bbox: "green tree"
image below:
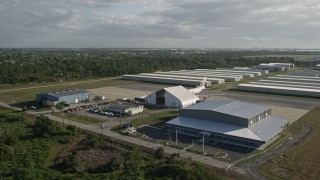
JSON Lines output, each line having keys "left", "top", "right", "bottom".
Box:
{"left": 67, "top": 125, "right": 79, "bottom": 136}
{"left": 56, "top": 102, "right": 64, "bottom": 111}
{"left": 154, "top": 148, "right": 165, "bottom": 159}
{"left": 32, "top": 115, "right": 60, "bottom": 137}
{"left": 0, "top": 131, "right": 19, "bottom": 146}
{"left": 0, "top": 145, "right": 14, "bottom": 161}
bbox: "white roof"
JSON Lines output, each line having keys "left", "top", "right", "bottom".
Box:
{"left": 276, "top": 75, "right": 320, "bottom": 79}
{"left": 248, "top": 82, "right": 320, "bottom": 89}
{"left": 238, "top": 83, "right": 320, "bottom": 92}
{"left": 164, "top": 86, "right": 199, "bottom": 106}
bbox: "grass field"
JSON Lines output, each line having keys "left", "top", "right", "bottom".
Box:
{"left": 0, "top": 78, "right": 132, "bottom": 103}
{"left": 257, "top": 107, "right": 320, "bottom": 179}
{"left": 132, "top": 110, "right": 179, "bottom": 127}
{"left": 53, "top": 112, "right": 103, "bottom": 124}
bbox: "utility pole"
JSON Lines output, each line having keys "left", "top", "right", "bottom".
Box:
{"left": 62, "top": 113, "right": 64, "bottom": 127}
{"left": 101, "top": 121, "right": 104, "bottom": 134}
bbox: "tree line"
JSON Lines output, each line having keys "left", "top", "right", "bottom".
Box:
{"left": 0, "top": 49, "right": 316, "bottom": 85}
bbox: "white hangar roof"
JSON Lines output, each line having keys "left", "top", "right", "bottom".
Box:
{"left": 164, "top": 86, "right": 199, "bottom": 105}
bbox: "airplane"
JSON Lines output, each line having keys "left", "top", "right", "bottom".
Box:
{"left": 189, "top": 77, "right": 207, "bottom": 94}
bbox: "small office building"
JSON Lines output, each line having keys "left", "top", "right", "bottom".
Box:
{"left": 108, "top": 103, "right": 144, "bottom": 115}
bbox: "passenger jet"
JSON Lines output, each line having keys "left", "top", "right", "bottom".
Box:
{"left": 189, "top": 77, "right": 207, "bottom": 94}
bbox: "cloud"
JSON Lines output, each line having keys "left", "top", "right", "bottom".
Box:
{"left": 0, "top": 0, "right": 320, "bottom": 48}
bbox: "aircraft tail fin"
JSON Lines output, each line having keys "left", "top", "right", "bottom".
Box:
{"left": 199, "top": 77, "right": 207, "bottom": 87}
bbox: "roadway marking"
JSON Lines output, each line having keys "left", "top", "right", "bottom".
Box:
{"left": 145, "top": 125, "right": 161, "bottom": 130}
{"left": 183, "top": 143, "right": 196, "bottom": 151}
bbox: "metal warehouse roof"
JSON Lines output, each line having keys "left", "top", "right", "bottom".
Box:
{"left": 238, "top": 83, "right": 320, "bottom": 92}
{"left": 249, "top": 116, "right": 288, "bottom": 141}
{"left": 154, "top": 72, "right": 241, "bottom": 82}
{"left": 45, "top": 89, "right": 90, "bottom": 97}
{"left": 268, "top": 77, "right": 320, "bottom": 83}
{"left": 166, "top": 115, "right": 288, "bottom": 142}
{"left": 248, "top": 82, "right": 320, "bottom": 89}
{"left": 166, "top": 116, "right": 263, "bottom": 141}
{"left": 169, "top": 70, "right": 244, "bottom": 78}
{"left": 139, "top": 73, "right": 224, "bottom": 84}
{"left": 277, "top": 75, "right": 320, "bottom": 79}
{"left": 259, "top": 80, "right": 320, "bottom": 86}
{"left": 183, "top": 100, "right": 270, "bottom": 119}
{"left": 122, "top": 74, "right": 211, "bottom": 86}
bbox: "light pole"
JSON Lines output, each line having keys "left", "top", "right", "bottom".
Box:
{"left": 202, "top": 133, "right": 205, "bottom": 154}
{"left": 62, "top": 113, "right": 65, "bottom": 127}
{"left": 101, "top": 121, "right": 104, "bottom": 134}
{"left": 176, "top": 129, "right": 179, "bottom": 146}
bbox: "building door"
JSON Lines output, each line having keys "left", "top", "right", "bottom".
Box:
{"left": 75, "top": 98, "right": 79, "bottom": 103}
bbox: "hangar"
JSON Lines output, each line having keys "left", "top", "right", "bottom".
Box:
{"left": 145, "top": 86, "right": 199, "bottom": 108}
{"left": 122, "top": 74, "right": 212, "bottom": 86}
{"left": 259, "top": 63, "right": 294, "bottom": 72}
{"left": 237, "top": 75, "right": 320, "bottom": 98}
{"left": 165, "top": 100, "right": 289, "bottom": 148}
{"left": 36, "top": 89, "right": 92, "bottom": 106}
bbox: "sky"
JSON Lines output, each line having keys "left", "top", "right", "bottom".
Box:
{"left": 1, "top": 0, "right": 320, "bottom": 48}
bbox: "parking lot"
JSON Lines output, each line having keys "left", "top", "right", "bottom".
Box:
{"left": 136, "top": 125, "right": 254, "bottom": 162}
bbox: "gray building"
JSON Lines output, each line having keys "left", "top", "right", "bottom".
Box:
{"left": 108, "top": 103, "right": 144, "bottom": 115}
{"left": 165, "top": 100, "right": 289, "bottom": 148}
{"left": 36, "top": 89, "right": 92, "bottom": 106}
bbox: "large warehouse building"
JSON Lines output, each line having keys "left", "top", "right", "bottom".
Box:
{"left": 122, "top": 68, "right": 262, "bottom": 85}
{"left": 145, "top": 86, "right": 199, "bottom": 108}
{"left": 122, "top": 74, "right": 212, "bottom": 86}
{"left": 259, "top": 63, "right": 294, "bottom": 72}
{"left": 36, "top": 89, "right": 92, "bottom": 106}
{"left": 165, "top": 100, "right": 289, "bottom": 148}
{"left": 237, "top": 75, "right": 320, "bottom": 98}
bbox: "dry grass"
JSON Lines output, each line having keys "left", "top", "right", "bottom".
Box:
{"left": 257, "top": 107, "right": 320, "bottom": 179}
{"left": 0, "top": 78, "right": 131, "bottom": 103}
